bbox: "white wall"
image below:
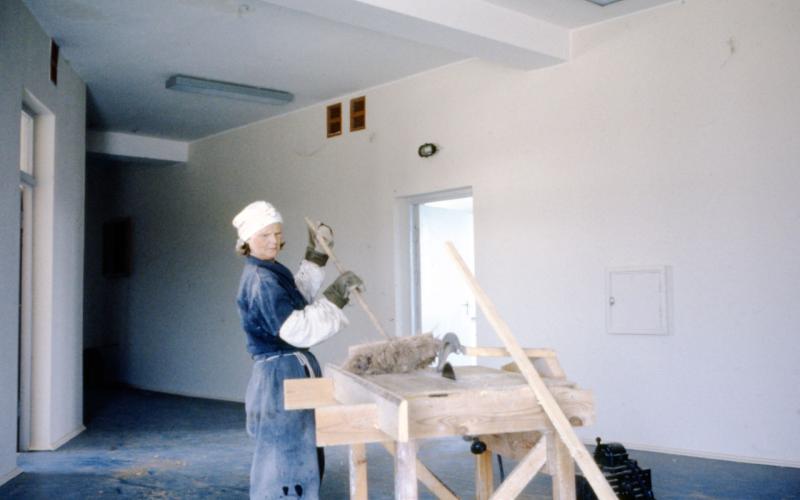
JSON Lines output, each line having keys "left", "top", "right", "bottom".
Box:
{"left": 0, "top": 0, "right": 86, "bottom": 484}
{"left": 104, "top": 0, "right": 799, "bottom": 465}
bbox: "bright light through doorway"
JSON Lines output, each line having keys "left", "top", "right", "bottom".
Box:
{"left": 417, "top": 196, "right": 476, "bottom": 366}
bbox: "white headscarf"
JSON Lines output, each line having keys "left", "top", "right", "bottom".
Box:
{"left": 232, "top": 201, "right": 283, "bottom": 242}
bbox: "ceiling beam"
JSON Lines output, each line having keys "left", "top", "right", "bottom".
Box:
{"left": 87, "top": 131, "right": 189, "bottom": 165}
{"left": 263, "top": 0, "right": 570, "bottom": 70}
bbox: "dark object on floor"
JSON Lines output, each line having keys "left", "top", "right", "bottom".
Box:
{"left": 497, "top": 454, "right": 506, "bottom": 481}
{"left": 469, "top": 437, "right": 488, "bottom": 455}
{"left": 576, "top": 437, "right": 655, "bottom": 499}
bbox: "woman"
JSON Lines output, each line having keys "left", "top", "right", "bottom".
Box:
{"left": 232, "top": 200, "right": 363, "bottom": 499}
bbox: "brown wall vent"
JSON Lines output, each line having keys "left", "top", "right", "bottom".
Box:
{"left": 326, "top": 102, "right": 342, "bottom": 138}
{"left": 350, "top": 96, "right": 366, "bottom": 132}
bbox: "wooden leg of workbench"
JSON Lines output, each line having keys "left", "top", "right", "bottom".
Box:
{"left": 382, "top": 442, "right": 458, "bottom": 500}
{"left": 547, "top": 430, "right": 576, "bottom": 500}
{"left": 349, "top": 443, "right": 368, "bottom": 500}
{"left": 490, "top": 437, "right": 547, "bottom": 500}
{"left": 394, "top": 440, "right": 419, "bottom": 500}
{"left": 475, "top": 447, "right": 494, "bottom": 500}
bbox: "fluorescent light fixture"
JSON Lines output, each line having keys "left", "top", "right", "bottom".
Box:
{"left": 586, "top": 0, "right": 623, "bottom": 5}
{"left": 166, "top": 75, "right": 293, "bottom": 105}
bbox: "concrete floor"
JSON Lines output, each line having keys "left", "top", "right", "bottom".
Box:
{"left": 1, "top": 387, "right": 798, "bottom": 499}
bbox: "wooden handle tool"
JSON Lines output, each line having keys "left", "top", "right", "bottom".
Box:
{"left": 305, "top": 217, "right": 392, "bottom": 340}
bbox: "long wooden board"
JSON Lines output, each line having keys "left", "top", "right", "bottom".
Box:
{"left": 445, "top": 242, "right": 617, "bottom": 500}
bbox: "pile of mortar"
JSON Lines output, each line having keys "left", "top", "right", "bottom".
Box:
{"left": 342, "top": 333, "right": 442, "bottom": 376}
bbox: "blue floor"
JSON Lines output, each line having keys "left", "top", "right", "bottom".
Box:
{"left": 1, "top": 387, "right": 798, "bottom": 499}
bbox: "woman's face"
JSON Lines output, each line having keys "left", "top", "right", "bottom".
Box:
{"left": 248, "top": 223, "right": 283, "bottom": 261}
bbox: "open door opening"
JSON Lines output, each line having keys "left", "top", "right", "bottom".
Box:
{"left": 18, "top": 108, "right": 35, "bottom": 452}
{"left": 412, "top": 191, "right": 476, "bottom": 366}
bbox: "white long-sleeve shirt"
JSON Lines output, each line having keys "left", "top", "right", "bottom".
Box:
{"left": 279, "top": 260, "right": 348, "bottom": 347}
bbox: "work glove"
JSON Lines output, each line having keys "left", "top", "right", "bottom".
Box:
{"left": 323, "top": 271, "right": 364, "bottom": 309}
{"left": 305, "top": 222, "right": 333, "bottom": 267}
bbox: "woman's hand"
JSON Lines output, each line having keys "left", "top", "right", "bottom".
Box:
{"left": 305, "top": 222, "right": 333, "bottom": 266}
{"left": 323, "top": 271, "right": 364, "bottom": 309}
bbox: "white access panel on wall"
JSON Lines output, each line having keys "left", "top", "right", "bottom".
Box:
{"left": 606, "top": 266, "right": 670, "bottom": 335}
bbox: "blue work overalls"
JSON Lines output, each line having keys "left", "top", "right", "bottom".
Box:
{"left": 237, "top": 257, "right": 324, "bottom": 499}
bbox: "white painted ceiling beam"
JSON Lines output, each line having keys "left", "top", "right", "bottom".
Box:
{"left": 87, "top": 131, "right": 188, "bottom": 164}
{"left": 264, "top": 0, "right": 571, "bottom": 70}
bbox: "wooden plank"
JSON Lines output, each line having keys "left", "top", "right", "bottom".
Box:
{"left": 395, "top": 440, "right": 419, "bottom": 499}
{"left": 483, "top": 431, "right": 543, "bottom": 461}
{"left": 284, "top": 378, "right": 337, "bottom": 410}
{"left": 415, "top": 457, "right": 459, "bottom": 500}
{"left": 327, "top": 364, "right": 406, "bottom": 404}
{"left": 475, "top": 446, "right": 494, "bottom": 500}
{"left": 463, "top": 346, "right": 555, "bottom": 358}
{"left": 349, "top": 443, "right": 368, "bottom": 500}
{"left": 382, "top": 442, "right": 459, "bottom": 500}
{"left": 445, "top": 242, "right": 616, "bottom": 500}
{"left": 547, "top": 429, "right": 577, "bottom": 500}
{"left": 315, "top": 403, "right": 391, "bottom": 446}
{"left": 367, "top": 366, "right": 577, "bottom": 399}
{"left": 306, "top": 216, "right": 392, "bottom": 340}
{"left": 370, "top": 366, "right": 529, "bottom": 396}
{"left": 407, "top": 384, "right": 594, "bottom": 439}
{"left": 490, "top": 437, "right": 547, "bottom": 500}
{"left": 388, "top": 400, "right": 409, "bottom": 443}
{"left": 328, "top": 364, "right": 410, "bottom": 442}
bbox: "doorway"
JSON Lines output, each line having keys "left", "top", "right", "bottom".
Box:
{"left": 411, "top": 189, "right": 476, "bottom": 366}
{"left": 18, "top": 107, "right": 36, "bottom": 452}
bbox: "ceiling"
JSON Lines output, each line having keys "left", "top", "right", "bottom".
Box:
{"left": 23, "top": 0, "right": 675, "bottom": 142}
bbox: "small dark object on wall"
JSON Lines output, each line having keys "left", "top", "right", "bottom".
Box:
{"left": 576, "top": 437, "right": 655, "bottom": 499}
{"left": 418, "top": 143, "right": 437, "bottom": 158}
{"left": 50, "top": 39, "right": 59, "bottom": 85}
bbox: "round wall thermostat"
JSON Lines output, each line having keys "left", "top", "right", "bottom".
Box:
{"left": 418, "top": 143, "right": 438, "bottom": 158}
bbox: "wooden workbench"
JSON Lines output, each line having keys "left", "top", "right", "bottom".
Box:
{"left": 285, "top": 357, "right": 594, "bottom": 499}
